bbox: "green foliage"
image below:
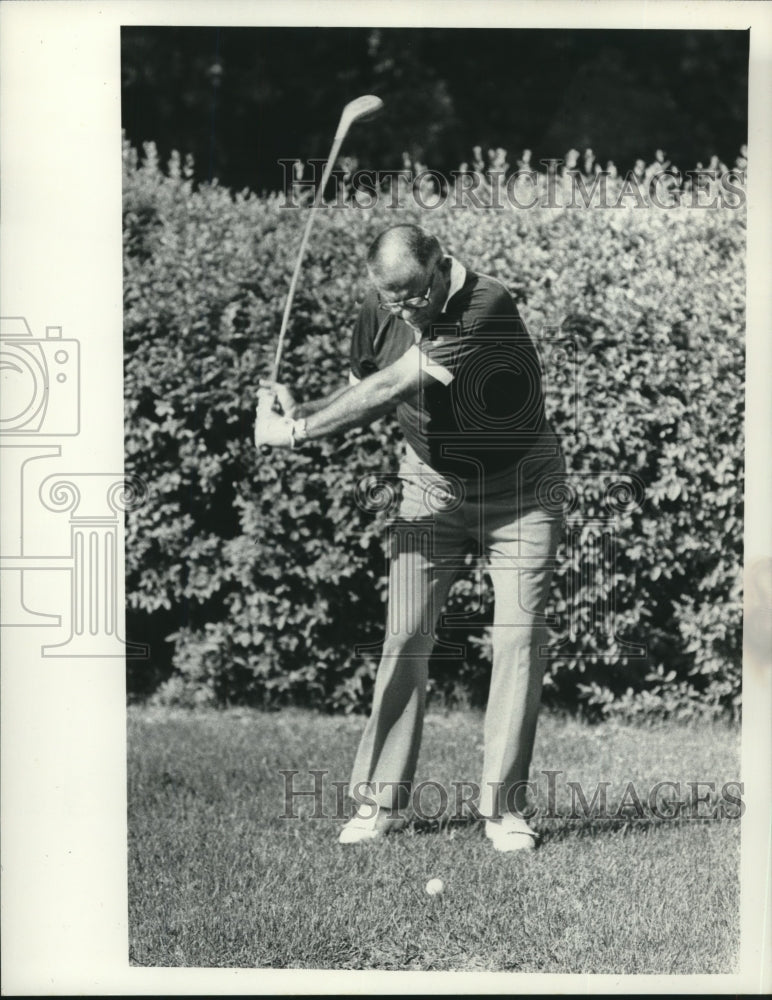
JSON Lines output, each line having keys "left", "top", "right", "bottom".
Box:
{"left": 123, "top": 139, "right": 745, "bottom": 718}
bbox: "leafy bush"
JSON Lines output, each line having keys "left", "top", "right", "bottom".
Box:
{"left": 123, "top": 138, "right": 745, "bottom": 719}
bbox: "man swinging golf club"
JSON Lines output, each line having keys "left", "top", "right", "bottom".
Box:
{"left": 255, "top": 223, "right": 565, "bottom": 851}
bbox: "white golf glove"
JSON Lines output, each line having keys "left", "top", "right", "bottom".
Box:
{"left": 257, "top": 379, "right": 297, "bottom": 418}
{"left": 254, "top": 404, "right": 294, "bottom": 448}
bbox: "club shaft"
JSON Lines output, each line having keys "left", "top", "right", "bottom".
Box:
{"left": 270, "top": 129, "right": 347, "bottom": 382}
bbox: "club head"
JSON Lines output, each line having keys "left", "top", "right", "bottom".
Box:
{"left": 336, "top": 95, "right": 384, "bottom": 137}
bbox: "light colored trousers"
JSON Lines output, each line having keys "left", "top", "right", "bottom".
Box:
{"left": 349, "top": 441, "right": 565, "bottom": 820}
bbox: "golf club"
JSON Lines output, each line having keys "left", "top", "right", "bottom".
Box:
{"left": 264, "top": 94, "right": 384, "bottom": 393}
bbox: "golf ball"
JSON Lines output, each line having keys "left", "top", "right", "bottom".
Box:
{"left": 425, "top": 878, "right": 444, "bottom": 896}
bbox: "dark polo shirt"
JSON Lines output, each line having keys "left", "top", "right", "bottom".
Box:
{"left": 350, "top": 265, "right": 555, "bottom": 480}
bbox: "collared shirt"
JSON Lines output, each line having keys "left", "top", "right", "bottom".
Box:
{"left": 349, "top": 260, "right": 555, "bottom": 479}
{"left": 440, "top": 255, "right": 467, "bottom": 313}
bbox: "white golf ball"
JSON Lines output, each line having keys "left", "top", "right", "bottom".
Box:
{"left": 425, "top": 878, "right": 444, "bottom": 896}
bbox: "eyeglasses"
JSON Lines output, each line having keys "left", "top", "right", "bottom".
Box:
{"left": 377, "top": 263, "right": 439, "bottom": 314}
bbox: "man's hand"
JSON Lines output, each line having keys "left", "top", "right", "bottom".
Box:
{"left": 258, "top": 379, "right": 297, "bottom": 418}
{"left": 254, "top": 397, "right": 294, "bottom": 448}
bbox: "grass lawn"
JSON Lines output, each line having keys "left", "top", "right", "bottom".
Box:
{"left": 127, "top": 707, "right": 740, "bottom": 972}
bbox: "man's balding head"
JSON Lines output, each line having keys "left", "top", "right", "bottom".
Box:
{"left": 366, "top": 225, "right": 443, "bottom": 288}
{"left": 365, "top": 224, "right": 452, "bottom": 334}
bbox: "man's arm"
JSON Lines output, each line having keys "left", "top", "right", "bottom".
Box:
{"left": 294, "top": 384, "right": 350, "bottom": 419}
{"left": 303, "top": 349, "right": 421, "bottom": 439}
{"left": 255, "top": 347, "right": 425, "bottom": 448}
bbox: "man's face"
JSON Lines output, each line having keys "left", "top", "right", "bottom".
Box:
{"left": 370, "top": 255, "right": 451, "bottom": 335}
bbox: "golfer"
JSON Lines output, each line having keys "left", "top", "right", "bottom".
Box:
{"left": 255, "top": 224, "right": 564, "bottom": 852}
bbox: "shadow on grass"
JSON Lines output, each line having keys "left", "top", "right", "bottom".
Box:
{"left": 408, "top": 810, "right": 738, "bottom": 843}
{"left": 538, "top": 813, "right": 739, "bottom": 843}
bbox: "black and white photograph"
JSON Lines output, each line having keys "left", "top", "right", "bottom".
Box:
{"left": 2, "top": 1, "right": 771, "bottom": 994}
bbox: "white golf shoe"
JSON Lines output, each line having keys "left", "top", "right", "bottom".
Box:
{"left": 485, "top": 814, "right": 539, "bottom": 852}
{"left": 338, "top": 806, "right": 409, "bottom": 845}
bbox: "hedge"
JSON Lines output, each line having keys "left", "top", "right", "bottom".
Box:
{"left": 123, "top": 138, "right": 745, "bottom": 719}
